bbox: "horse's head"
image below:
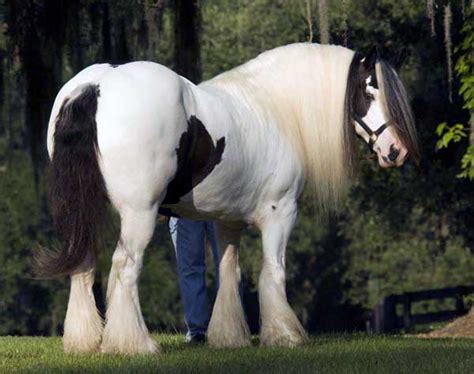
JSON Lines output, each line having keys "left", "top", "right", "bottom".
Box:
{"left": 348, "top": 48, "right": 419, "bottom": 168}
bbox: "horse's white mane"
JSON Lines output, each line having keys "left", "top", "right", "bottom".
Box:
{"left": 204, "top": 43, "right": 355, "bottom": 214}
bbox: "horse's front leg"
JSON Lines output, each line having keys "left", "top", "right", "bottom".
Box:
{"left": 208, "top": 223, "right": 251, "bottom": 347}
{"left": 63, "top": 254, "right": 103, "bottom": 353}
{"left": 258, "top": 199, "right": 308, "bottom": 347}
{"left": 101, "top": 206, "right": 158, "bottom": 354}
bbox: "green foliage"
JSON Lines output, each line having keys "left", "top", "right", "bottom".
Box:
{"left": 436, "top": 8, "right": 474, "bottom": 180}
{"left": 454, "top": 7, "right": 474, "bottom": 181}
{"left": 0, "top": 152, "right": 59, "bottom": 335}
{"left": 201, "top": 0, "right": 307, "bottom": 80}
{"left": 456, "top": 9, "right": 474, "bottom": 112}
{"left": 436, "top": 123, "right": 467, "bottom": 149}
{"left": 339, "top": 149, "right": 474, "bottom": 313}
{"left": 458, "top": 145, "right": 474, "bottom": 179}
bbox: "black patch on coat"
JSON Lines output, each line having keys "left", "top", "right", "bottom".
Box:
{"left": 343, "top": 52, "right": 373, "bottom": 171}
{"left": 110, "top": 63, "right": 119, "bottom": 68}
{"left": 162, "top": 116, "right": 225, "bottom": 205}
{"left": 347, "top": 52, "right": 379, "bottom": 122}
{"left": 367, "top": 70, "right": 378, "bottom": 89}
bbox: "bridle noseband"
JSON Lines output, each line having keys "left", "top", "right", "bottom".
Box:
{"left": 352, "top": 113, "right": 391, "bottom": 150}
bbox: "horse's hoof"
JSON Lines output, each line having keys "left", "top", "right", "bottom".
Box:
{"left": 260, "top": 326, "right": 309, "bottom": 347}
{"left": 208, "top": 333, "right": 251, "bottom": 348}
{"left": 63, "top": 340, "right": 101, "bottom": 354}
{"left": 100, "top": 336, "right": 159, "bottom": 355}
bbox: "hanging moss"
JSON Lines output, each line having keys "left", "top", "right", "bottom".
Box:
{"left": 427, "top": 0, "right": 436, "bottom": 37}
{"left": 444, "top": 3, "right": 453, "bottom": 102}
{"left": 318, "top": 0, "right": 329, "bottom": 44}
{"left": 342, "top": 0, "right": 348, "bottom": 46}
{"left": 305, "top": 0, "right": 314, "bottom": 42}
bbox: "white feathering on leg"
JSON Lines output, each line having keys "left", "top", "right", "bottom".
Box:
{"left": 63, "top": 267, "right": 103, "bottom": 353}
{"left": 208, "top": 227, "right": 250, "bottom": 348}
{"left": 101, "top": 208, "right": 158, "bottom": 355}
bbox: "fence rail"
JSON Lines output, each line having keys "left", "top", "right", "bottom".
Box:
{"left": 368, "top": 285, "right": 474, "bottom": 333}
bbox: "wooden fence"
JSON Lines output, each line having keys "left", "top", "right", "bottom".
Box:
{"left": 368, "top": 285, "right": 474, "bottom": 333}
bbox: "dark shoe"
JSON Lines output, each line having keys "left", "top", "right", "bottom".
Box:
{"left": 186, "top": 333, "right": 206, "bottom": 345}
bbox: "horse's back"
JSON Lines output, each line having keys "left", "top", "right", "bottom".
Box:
{"left": 94, "top": 62, "right": 186, "bottom": 149}
{"left": 49, "top": 62, "right": 184, "bottom": 145}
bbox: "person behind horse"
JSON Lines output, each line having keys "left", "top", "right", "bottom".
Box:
{"left": 169, "top": 217, "right": 219, "bottom": 343}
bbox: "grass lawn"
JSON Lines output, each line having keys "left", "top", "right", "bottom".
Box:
{"left": 0, "top": 334, "right": 473, "bottom": 373}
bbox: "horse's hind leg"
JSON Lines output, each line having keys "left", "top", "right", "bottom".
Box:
{"left": 208, "top": 224, "right": 251, "bottom": 347}
{"left": 63, "top": 254, "right": 103, "bottom": 353}
{"left": 258, "top": 199, "right": 308, "bottom": 347}
{"left": 101, "top": 205, "right": 158, "bottom": 354}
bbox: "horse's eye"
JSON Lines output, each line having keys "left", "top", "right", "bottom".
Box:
{"left": 365, "top": 92, "right": 374, "bottom": 101}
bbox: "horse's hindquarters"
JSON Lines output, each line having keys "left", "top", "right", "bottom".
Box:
{"left": 95, "top": 63, "right": 190, "bottom": 211}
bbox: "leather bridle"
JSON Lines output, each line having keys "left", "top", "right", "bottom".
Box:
{"left": 352, "top": 113, "right": 391, "bottom": 150}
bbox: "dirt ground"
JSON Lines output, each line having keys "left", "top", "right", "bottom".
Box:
{"left": 420, "top": 309, "right": 474, "bottom": 338}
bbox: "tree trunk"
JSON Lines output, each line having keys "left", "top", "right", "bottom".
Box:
{"left": 174, "top": 0, "right": 202, "bottom": 83}
{"left": 6, "top": 0, "right": 67, "bottom": 188}
{"left": 101, "top": 1, "right": 112, "bottom": 62}
{"left": 0, "top": 49, "right": 4, "bottom": 140}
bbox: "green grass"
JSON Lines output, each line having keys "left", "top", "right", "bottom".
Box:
{"left": 0, "top": 334, "right": 473, "bottom": 373}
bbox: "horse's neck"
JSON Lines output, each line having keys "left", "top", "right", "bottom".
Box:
{"left": 192, "top": 80, "right": 297, "bottom": 166}
{"left": 202, "top": 43, "right": 356, "bottom": 213}
{"left": 204, "top": 43, "right": 354, "bottom": 160}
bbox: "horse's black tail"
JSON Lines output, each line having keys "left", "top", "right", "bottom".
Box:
{"left": 34, "top": 84, "right": 109, "bottom": 278}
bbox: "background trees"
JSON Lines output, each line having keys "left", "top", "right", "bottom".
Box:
{"left": 0, "top": 0, "right": 472, "bottom": 336}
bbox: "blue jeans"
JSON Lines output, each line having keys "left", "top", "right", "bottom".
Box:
{"left": 169, "top": 217, "right": 219, "bottom": 340}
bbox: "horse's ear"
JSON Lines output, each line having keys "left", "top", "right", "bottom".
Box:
{"left": 362, "top": 46, "right": 378, "bottom": 71}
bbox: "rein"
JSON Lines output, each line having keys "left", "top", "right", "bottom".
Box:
{"left": 352, "top": 113, "right": 390, "bottom": 150}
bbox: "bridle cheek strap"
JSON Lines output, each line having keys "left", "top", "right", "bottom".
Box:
{"left": 352, "top": 113, "right": 390, "bottom": 150}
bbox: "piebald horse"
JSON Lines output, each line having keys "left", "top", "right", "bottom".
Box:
{"left": 36, "top": 43, "right": 418, "bottom": 354}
